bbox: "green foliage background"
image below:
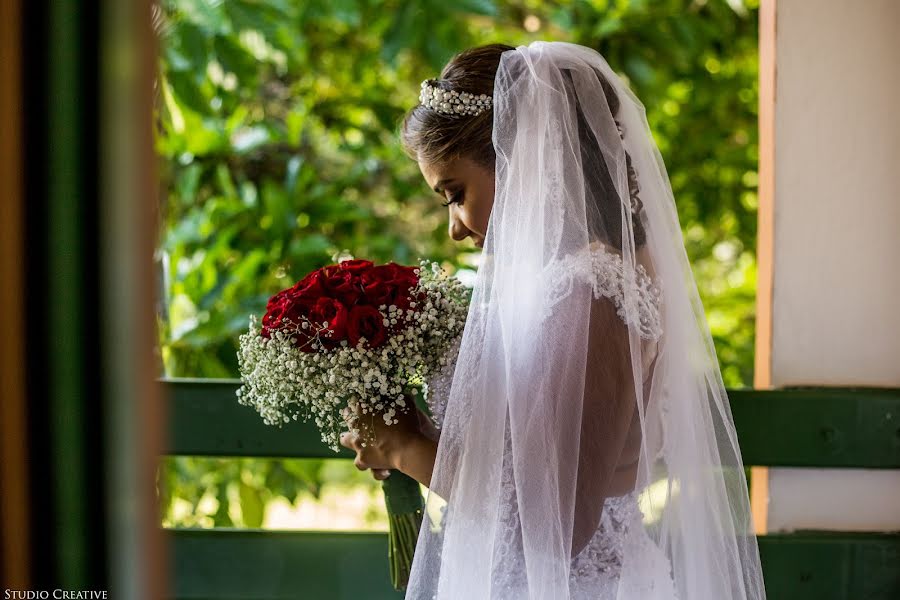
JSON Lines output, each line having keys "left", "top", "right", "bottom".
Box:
{"left": 156, "top": 0, "right": 760, "bottom": 529}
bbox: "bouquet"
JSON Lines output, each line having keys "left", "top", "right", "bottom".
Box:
{"left": 236, "top": 258, "right": 469, "bottom": 590}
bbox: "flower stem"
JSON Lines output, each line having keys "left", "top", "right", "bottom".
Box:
{"left": 382, "top": 469, "right": 424, "bottom": 590}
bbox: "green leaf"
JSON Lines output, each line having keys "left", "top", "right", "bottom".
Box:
{"left": 624, "top": 53, "right": 656, "bottom": 87}
{"left": 177, "top": 0, "right": 229, "bottom": 33}
{"left": 176, "top": 21, "right": 209, "bottom": 69}
{"left": 214, "top": 163, "right": 238, "bottom": 198}
{"left": 239, "top": 480, "right": 265, "bottom": 527}
{"left": 213, "top": 34, "right": 257, "bottom": 81}
{"left": 224, "top": 0, "right": 284, "bottom": 43}
{"left": 380, "top": 1, "right": 419, "bottom": 63}
{"left": 175, "top": 163, "right": 203, "bottom": 205}
{"left": 593, "top": 16, "right": 623, "bottom": 39}
{"left": 166, "top": 69, "right": 209, "bottom": 115}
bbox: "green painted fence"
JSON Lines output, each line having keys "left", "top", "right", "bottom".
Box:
{"left": 162, "top": 379, "right": 900, "bottom": 600}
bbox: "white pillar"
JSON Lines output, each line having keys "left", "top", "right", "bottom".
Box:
{"left": 760, "top": 0, "right": 900, "bottom": 533}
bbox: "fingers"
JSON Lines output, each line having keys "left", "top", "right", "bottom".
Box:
{"left": 339, "top": 431, "right": 356, "bottom": 450}
{"left": 341, "top": 433, "right": 368, "bottom": 470}
{"left": 341, "top": 431, "right": 382, "bottom": 474}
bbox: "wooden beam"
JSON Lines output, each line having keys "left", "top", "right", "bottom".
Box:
{"left": 162, "top": 380, "right": 900, "bottom": 469}
{"left": 165, "top": 528, "right": 900, "bottom": 600}
{"left": 756, "top": 532, "right": 900, "bottom": 599}
{"left": 169, "top": 530, "right": 404, "bottom": 600}
{"left": 165, "top": 379, "right": 357, "bottom": 459}
{"left": 729, "top": 387, "right": 900, "bottom": 469}
{"left": 100, "top": 0, "right": 166, "bottom": 596}
{"left": 755, "top": 0, "right": 776, "bottom": 390}
{"left": 753, "top": 0, "right": 778, "bottom": 534}
{"left": 0, "top": 0, "right": 31, "bottom": 588}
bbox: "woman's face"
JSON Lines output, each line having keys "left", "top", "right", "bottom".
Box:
{"left": 418, "top": 155, "right": 494, "bottom": 249}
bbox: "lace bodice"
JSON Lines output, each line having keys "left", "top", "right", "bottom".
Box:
{"left": 540, "top": 240, "right": 663, "bottom": 340}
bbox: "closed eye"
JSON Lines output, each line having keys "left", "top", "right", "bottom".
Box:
{"left": 441, "top": 191, "right": 463, "bottom": 207}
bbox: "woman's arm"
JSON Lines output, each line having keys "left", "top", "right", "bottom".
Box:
{"left": 393, "top": 432, "right": 439, "bottom": 489}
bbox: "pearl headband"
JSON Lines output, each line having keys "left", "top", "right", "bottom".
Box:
{"left": 419, "top": 79, "right": 492, "bottom": 117}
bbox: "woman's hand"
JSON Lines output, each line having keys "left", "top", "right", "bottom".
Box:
{"left": 338, "top": 399, "right": 438, "bottom": 481}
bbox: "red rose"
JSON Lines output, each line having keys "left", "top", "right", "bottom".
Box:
{"left": 292, "top": 269, "right": 326, "bottom": 298}
{"left": 262, "top": 269, "right": 327, "bottom": 335}
{"left": 262, "top": 288, "right": 294, "bottom": 337}
{"left": 321, "top": 267, "right": 364, "bottom": 306}
{"left": 347, "top": 305, "right": 388, "bottom": 349}
{"left": 281, "top": 292, "right": 317, "bottom": 326}
{"left": 308, "top": 297, "right": 350, "bottom": 343}
{"left": 363, "top": 263, "right": 419, "bottom": 310}
{"left": 338, "top": 259, "right": 374, "bottom": 275}
{"left": 361, "top": 279, "right": 393, "bottom": 307}
{"left": 261, "top": 287, "right": 318, "bottom": 348}
{"left": 267, "top": 286, "right": 296, "bottom": 313}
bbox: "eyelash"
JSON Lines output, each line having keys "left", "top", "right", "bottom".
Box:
{"left": 441, "top": 191, "right": 463, "bottom": 207}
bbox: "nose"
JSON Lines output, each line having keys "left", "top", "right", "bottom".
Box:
{"left": 448, "top": 214, "right": 470, "bottom": 242}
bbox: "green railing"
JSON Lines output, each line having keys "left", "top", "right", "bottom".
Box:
{"left": 162, "top": 380, "right": 900, "bottom": 600}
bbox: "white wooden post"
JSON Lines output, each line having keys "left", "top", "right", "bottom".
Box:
{"left": 755, "top": 0, "right": 900, "bottom": 533}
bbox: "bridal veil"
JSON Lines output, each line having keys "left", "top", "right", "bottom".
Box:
{"left": 406, "top": 41, "right": 766, "bottom": 600}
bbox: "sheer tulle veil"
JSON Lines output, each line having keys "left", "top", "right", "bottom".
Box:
{"left": 406, "top": 41, "right": 766, "bottom": 600}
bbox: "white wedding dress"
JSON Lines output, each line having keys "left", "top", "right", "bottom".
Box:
{"left": 422, "top": 242, "right": 679, "bottom": 600}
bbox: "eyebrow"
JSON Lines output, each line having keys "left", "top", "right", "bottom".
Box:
{"left": 432, "top": 178, "right": 456, "bottom": 194}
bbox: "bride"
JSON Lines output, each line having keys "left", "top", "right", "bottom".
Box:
{"left": 339, "top": 41, "right": 766, "bottom": 599}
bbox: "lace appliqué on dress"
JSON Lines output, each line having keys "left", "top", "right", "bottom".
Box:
{"left": 540, "top": 242, "right": 663, "bottom": 341}
{"left": 486, "top": 421, "right": 673, "bottom": 600}
{"left": 491, "top": 420, "right": 652, "bottom": 600}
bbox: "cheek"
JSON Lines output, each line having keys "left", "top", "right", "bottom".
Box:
{"left": 477, "top": 193, "right": 494, "bottom": 231}
{"left": 462, "top": 205, "right": 486, "bottom": 234}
